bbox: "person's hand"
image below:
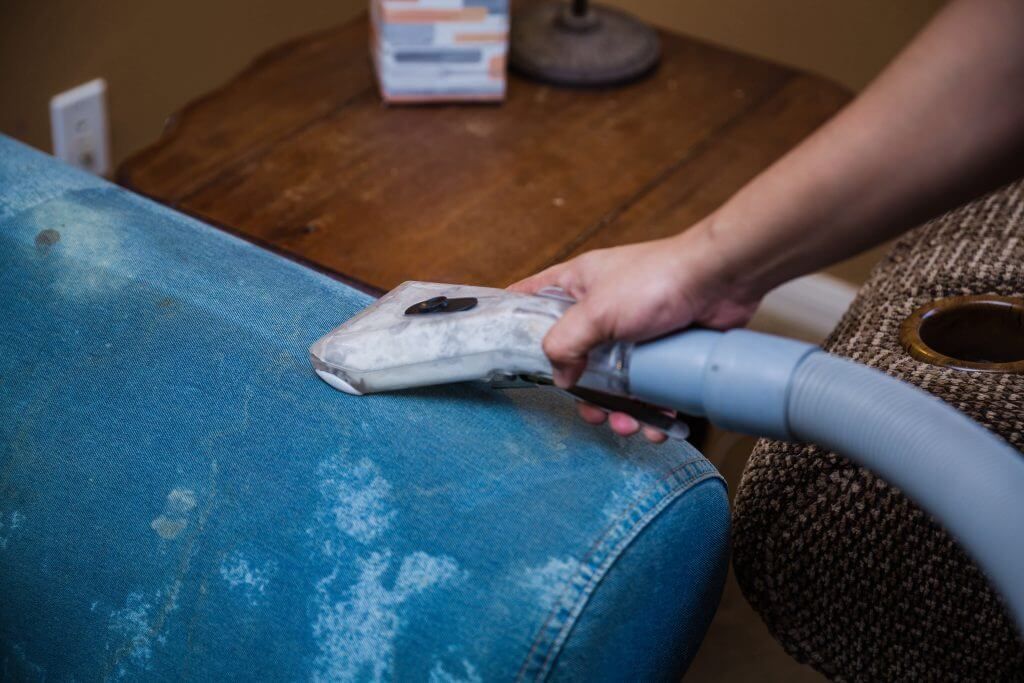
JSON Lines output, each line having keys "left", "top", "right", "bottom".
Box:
{"left": 508, "top": 226, "right": 759, "bottom": 442}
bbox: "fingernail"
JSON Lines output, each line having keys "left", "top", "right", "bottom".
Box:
{"left": 610, "top": 413, "right": 639, "bottom": 434}
{"left": 553, "top": 368, "right": 573, "bottom": 389}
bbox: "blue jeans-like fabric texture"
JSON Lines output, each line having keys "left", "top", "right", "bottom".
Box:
{"left": 0, "top": 135, "right": 730, "bottom": 681}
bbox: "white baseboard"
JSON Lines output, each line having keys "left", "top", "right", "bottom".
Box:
{"left": 750, "top": 273, "right": 858, "bottom": 342}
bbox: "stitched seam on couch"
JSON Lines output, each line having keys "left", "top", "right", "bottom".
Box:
{"left": 514, "top": 456, "right": 724, "bottom": 682}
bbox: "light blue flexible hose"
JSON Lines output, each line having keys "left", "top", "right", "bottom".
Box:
{"left": 627, "top": 329, "right": 1024, "bottom": 632}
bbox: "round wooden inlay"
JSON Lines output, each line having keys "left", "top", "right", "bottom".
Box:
{"left": 899, "top": 295, "right": 1024, "bottom": 373}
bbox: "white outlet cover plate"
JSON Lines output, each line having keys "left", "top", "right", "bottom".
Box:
{"left": 50, "top": 78, "right": 111, "bottom": 176}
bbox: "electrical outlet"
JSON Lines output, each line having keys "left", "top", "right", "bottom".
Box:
{"left": 50, "top": 79, "right": 111, "bottom": 176}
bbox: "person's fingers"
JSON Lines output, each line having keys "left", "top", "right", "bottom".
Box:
{"left": 608, "top": 412, "right": 641, "bottom": 436}
{"left": 578, "top": 403, "right": 668, "bottom": 443}
{"left": 507, "top": 263, "right": 569, "bottom": 294}
{"left": 577, "top": 402, "right": 608, "bottom": 425}
{"left": 543, "top": 301, "right": 607, "bottom": 388}
{"left": 641, "top": 425, "right": 668, "bottom": 444}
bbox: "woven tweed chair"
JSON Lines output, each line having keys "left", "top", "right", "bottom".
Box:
{"left": 732, "top": 180, "right": 1024, "bottom": 681}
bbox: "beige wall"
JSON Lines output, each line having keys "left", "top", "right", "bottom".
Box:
{"left": 0, "top": 0, "right": 364, "bottom": 166}
{"left": 609, "top": 0, "right": 946, "bottom": 91}
{"left": 1, "top": 0, "right": 944, "bottom": 167}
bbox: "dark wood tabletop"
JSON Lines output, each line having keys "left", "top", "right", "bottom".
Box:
{"left": 118, "top": 13, "right": 849, "bottom": 294}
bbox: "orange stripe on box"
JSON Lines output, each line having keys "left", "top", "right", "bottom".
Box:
{"left": 488, "top": 54, "right": 506, "bottom": 78}
{"left": 454, "top": 32, "right": 508, "bottom": 43}
{"left": 383, "top": 7, "right": 488, "bottom": 23}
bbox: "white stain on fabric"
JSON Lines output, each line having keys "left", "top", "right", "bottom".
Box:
{"left": 41, "top": 202, "right": 135, "bottom": 298}
{"left": 318, "top": 457, "right": 396, "bottom": 546}
{"left": 313, "top": 550, "right": 464, "bottom": 681}
{"left": 0, "top": 510, "right": 25, "bottom": 550}
{"left": 108, "top": 593, "right": 155, "bottom": 673}
{"left": 395, "top": 552, "right": 463, "bottom": 595}
{"left": 429, "top": 658, "right": 483, "bottom": 683}
{"left": 220, "top": 553, "right": 276, "bottom": 605}
{"left": 600, "top": 469, "right": 659, "bottom": 526}
{"left": 520, "top": 556, "right": 581, "bottom": 610}
{"left": 107, "top": 583, "right": 181, "bottom": 679}
{"left": 150, "top": 488, "right": 197, "bottom": 540}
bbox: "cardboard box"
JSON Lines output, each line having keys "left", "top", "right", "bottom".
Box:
{"left": 371, "top": 0, "right": 508, "bottom": 102}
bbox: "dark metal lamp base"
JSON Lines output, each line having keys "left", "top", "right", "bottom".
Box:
{"left": 510, "top": 1, "right": 661, "bottom": 87}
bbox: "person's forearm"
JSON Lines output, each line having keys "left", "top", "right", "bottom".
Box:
{"left": 693, "top": 0, "right": 1024, "bottom": 301}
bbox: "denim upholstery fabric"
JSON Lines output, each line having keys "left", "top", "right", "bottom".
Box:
{"left": 0, "top": 136, "right": 729, "bottom": 681}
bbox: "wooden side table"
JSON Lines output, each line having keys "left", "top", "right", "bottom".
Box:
{"left": 118, "top": 14, "right": 849, "bottom": 293}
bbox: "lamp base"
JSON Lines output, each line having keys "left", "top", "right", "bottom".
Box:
{"left": 510, "top": 2, "right": 660, "bottom": 87}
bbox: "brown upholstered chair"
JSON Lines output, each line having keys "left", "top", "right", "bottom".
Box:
{"left": 733, "top": 181, "right": 1024, "bottom": 681}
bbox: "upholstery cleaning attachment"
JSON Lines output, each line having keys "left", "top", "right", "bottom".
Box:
{"left": 309, "top": 281, "right": 688, "bottom": 439}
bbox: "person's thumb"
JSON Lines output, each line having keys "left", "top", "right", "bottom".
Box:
{"left": 542, "top": 300, "right": 608, "bottom": 388}
{"left": 506, "top": 263, "right": 567, "bottom": 295}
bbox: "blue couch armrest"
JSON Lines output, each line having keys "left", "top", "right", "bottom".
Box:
{"left": 0, "top": 136, "right": 728, "bottom": 681}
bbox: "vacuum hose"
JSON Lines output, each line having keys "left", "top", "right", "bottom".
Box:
{"left": 627, "top": 329, "right": 1024, "bottom": 632}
